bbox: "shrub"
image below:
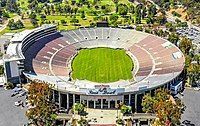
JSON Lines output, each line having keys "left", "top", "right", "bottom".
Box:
{"left": 120, "top": 105, "right": 132, "bottom": 115}
{"left": 60, "top": 20, "right": 67, "bottom": 25}
{"left": 116, "top": 118, "right": 124, "bottom": 125}
{"left": 136, "top": 26, "right": 143, "bottom": 31}
{"left": 78, "top": 117, "right": 88, "bottom": 126}
{"left": 172, "top": 11, "right": 181, "bottom": 17}
{"left": 0, "top": 65, "right": 4, "bottom": 75}
{"left": 5, "top": 82, "right": 14, "bottom": 89}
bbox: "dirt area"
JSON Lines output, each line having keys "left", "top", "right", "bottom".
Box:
{"left": 168, "top": 8, "right": 188, "bottom": 21}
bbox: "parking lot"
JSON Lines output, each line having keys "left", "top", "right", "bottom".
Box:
{"left": 177, "top": 27, "right": 200, "bottom": 44}
{"left": 0, "top": 86, "right": 200, "bottom": 126}
{"left": 0, "top": 87, "right": 28, "bottom": 126}
{"left": 176, "top": 27, "right": 200, "bottom": 54}
{"left": 181, "top": 88, "right": 200, "bottom": 126}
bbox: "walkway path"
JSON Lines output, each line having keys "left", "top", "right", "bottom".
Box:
{"left": 86, "top": 108, "right": 122, "bottom": 125}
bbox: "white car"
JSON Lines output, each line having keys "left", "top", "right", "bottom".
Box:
{"left": 14, "top": 101, "right": 22, "bottom": 106}
{"left": 194, "top": 87, "right": 200, "bottom": 91}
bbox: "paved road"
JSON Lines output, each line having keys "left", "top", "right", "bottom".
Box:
{"left": 0, "top": 88, "right": 28, "bottom": 126}
{"left": 180, "top": 88, "right": 200, "bottom": 126}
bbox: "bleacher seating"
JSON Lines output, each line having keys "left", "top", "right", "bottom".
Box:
{"left": 22, "top": 27, "right": 184, "bottom": 87}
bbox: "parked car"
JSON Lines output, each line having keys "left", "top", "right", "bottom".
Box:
{"left": 17, "top": 92, "right": 27, "bottom": 97}
{"left": 14, "top": 100, "right": 22, "bottom": 106}
{"left": 194, "top": 87, "right": 200, "bottom": 91}
{"left": 13, "top": 87, "right": 22, "bottom": 92}
{"left": 11, "top": 92, "right": 20, "bottom": 97}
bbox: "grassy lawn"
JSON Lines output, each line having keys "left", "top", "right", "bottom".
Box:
{"left": 71, "top": 47, "right": 133, "bottom": 83}
{"left": 9, "top": 13, "right": 17, "bottom": 18}
{"left": 39, "top": 15, "right": 94, "bottom": 30}
{"left": 0, "top": 0, "right": 146, "bottom": 34}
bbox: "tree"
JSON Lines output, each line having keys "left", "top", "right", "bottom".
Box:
{"left": 135, "top": 16, "right": 141, "bottom": 24}
{"left": 144, "top": 28, "right": 151, "bottom": 33}
{"left": 187, "top": 63, "right": 200, "bottom": 86}
{"left": 74, "top": 7, "right": 78, "bottom": 14}
{"left": 26, "top": 81, "right": 57, "bottom": 126}
{"left": 4, "top": 82, "right": 14, "bottom": 89}
{"left": 7, "top": 19, "right": 24, "bottom": 30}
{"left": 185, "top": 55, "right": 192, "bottom": 68}
{"left": 15, "top": 20, "right": 24, "bottom": 29}
{"left": 120, "top": 105, "right": 132, "bottom": 115}
{"left": 81, "top": 11, "right": 85, "bottom": 19}
{"left": 148, "top": 4, "right": 157, "bottom": 17}
{"left": 2, "top": 10, "right": 10, "bottom": 18}
{"left": 40, "top": 14, "right": 46, "bottom": 21}
{"left": 29, "top": 11, "right": 37, "bottom": 19}
{"left": 31, "top": 19, "right": 38, "bottom": 28}
{"left": 103, "top": 5, "right": 111, "bottom": 14}
{"left": 129, "top": 5, "right": 135, "bottom": 14}
{"left": 172, "top": 11, "right": 181, "bottom": 17}
{"left": 142, "top": 89, "right": 184, "bottom": 126}
{"left": 60, "top": 20, "right": 67, "bottom": 25}
{"left": 7, "top": 19, "right": 15, "bottom": 30}
{"left": 136, "top": 26, "right": 143, "bottom": 31}
{"left": 78, "top": 117, "right": 88, "bottom": 126}
{"left": 193, "top": 54, "right": 200, "bottom": 65}
{"left": 70, "top": 17, "right": 79, "bottom": 26}
{"left": 169, "top": 0, "right": 175, "bottom": 7}
{"left": 167, "top": 33, "right": 179, "bottom": 46}
{"left": 182, "top": 0, "right": 191, "bottom": 9}
{"left": 146, "top": 16, "right": 154, "bottom": 24}
{"left": 117, "top": 4, "right": 128, "bottom": 16}
{"left": 28, "top": 0, "right": 38, "bottom": 10}
{"left": 73, "top": 103, "right": 84, "bottom": 115}
{"left": 113, "top": 0, "right": 119, "bottom": 4}
{"left": 135, "top": 4, "right": 142, "bottom": 24}
{"left": 109, "top": 14, "right": 118, "bottom": 24}
{"left": 0, "top": 65, "right": 4, "bottom": 75}
{"left": 179, "top": 37, "right": 192, "bottom": 55}
{"left": 5, "top": 0, "right": 18, "bottom": 12}
{"left": 142, "top": 6, "right": 147, "bottom": 19}
{"left": 156, "top": 14, "right": 167, "bottom": 25}
{"left": 156, "top": 29, "right": 164, "bottom": 37}
{"left": 165, "top": 22, "right": 173, "bottom": 29}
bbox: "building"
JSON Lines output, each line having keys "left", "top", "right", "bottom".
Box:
{"left": 3, "top": 24, "right": 185, "bottom": 113}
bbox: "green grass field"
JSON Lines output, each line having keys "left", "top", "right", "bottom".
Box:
{"left": 71, "top": 47, "right": 133, "bottom": 83}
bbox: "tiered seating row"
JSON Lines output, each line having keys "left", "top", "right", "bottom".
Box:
{"left": 60, "top": 28, "right": 148, "bottom": 48}
{"left": 24, "top": 33, "right": 76, "bottom": 76}
{"left": 23, "top": 28, "right": 184, "bottom": 86}
{"left": 50, "top": 45, "right": 76, "bottom": 76}
{"left": 136, "top": 35, "right": 184, "bottom": 76}
{"left": 128, "top": 45, "right": 153, "bottom": 78}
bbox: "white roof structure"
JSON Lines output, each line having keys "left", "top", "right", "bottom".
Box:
{"left": 162, "top": 41, "right": 173, "bottom": 48}
{"left": 172, "top": 52, "right": 183, "bottom": 59}
{"left": 5, "top": 43, "right": 23, "bottom": 61}
{"left": 10, "top": 30, "right": 33, "bottom": 42}
{"left": 10, "top": 24, "right": 56, "bottom": 43}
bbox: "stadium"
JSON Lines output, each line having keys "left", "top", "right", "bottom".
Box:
{"left": 4, "top": 24, "right": 185, "bottom": 113}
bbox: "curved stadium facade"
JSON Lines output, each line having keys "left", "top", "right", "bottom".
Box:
{"left": 4, "top": 24, "right": 185, "bottom": 112}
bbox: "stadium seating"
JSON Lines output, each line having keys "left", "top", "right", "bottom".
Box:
{"left": 23, "top": 27, "right": 184, "bottom": 88}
